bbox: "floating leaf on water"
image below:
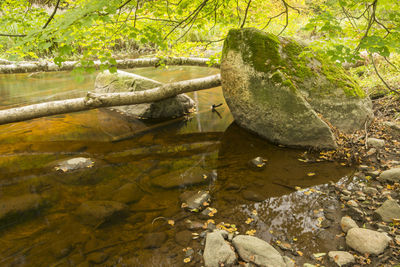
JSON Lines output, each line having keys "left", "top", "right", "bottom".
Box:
{"left": 203, "top": 202, "right": 209, "bottom": 207}
{"left": 203, "top": 174, "right": 208, "bottom": 179}
{"left": 167, "top": 220, "right": 175, "bottom": 226}
{"left": 298, "top": 158, "right": 308, "bottom": 162}
{"left": 183, "top": 257, "right": 191, "bottom": 263}
{"left": 245, "top": 218, "right": 254, "bottom": 224}
{"left": 307, "top": 172, "right": 316, "bottom": 176}
{"left": 295, "top": 186, "right": 302, "bottom": 191}
{"left": 293, "top": 237, "right": 297, "bottom": 241}
{"left": 340, "top": 163, "right": 346, "bottom": 166}
{"left": 256, "top": 163, "right": 264, "bottom": 168}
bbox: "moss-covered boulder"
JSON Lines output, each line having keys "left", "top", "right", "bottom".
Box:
{"left": 221, "top": 28, "right": 373, "bottom": 148}
{"left": 94, "top": 70, "right": 195, "bottom": 119}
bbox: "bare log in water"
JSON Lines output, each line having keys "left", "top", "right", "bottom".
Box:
{"left": 0, "top": 57, "right": 219, "bottom": 74}
{"left": 0, "top": 74, "right": 221, "bottom": 125}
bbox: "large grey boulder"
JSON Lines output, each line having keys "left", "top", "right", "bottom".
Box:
{"left": 374, "top": 199, "right": 400, "bottom": 223}
{"left": 203, "top": 231, "right": 237, "bottom": 267}
{"left": 94, "top": 70, "right": 195, "bottom": 119}
{"left": 232, "top": 235, "right": 286, "bottom": 267}
{"left": 346, "top": 228, "right": 391, "bottom": 255}
{"left": 221, "top": 28, "right": 372, "bottom": 148}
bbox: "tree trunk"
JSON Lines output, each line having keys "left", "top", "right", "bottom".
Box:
{"left": 0, "top": 74, "right": 221, "bottom": 125}
{"left": 0, "top": 57, "right": 219, "bottom": 74}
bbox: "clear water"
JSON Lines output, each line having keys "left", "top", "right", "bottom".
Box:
{"left": 0, "top": 66, "right": 352, "bottom": 266}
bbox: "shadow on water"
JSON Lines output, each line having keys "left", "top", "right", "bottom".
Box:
{"left": 0, "top": 67, "right": 353, "bottom": 266}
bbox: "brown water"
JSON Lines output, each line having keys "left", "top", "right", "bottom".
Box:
{"left": 0, "top": 67, "right": 353, "bottom": 266}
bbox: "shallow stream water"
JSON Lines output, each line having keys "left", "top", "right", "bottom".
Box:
{"left": 0, "top": 66, "right": 353, "bottom": 266}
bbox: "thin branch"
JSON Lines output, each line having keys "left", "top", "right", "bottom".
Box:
{"left": 42, "top": 0, "right": 61, "bottom": 29}
{"left": 0, "top": 33, "right": 27, "bottom": 37}
{"left": 240, "top": 0, "right": 252, "bottom": 28}
{"left": 370, "top": 53, "right": 399, "bottom": 95}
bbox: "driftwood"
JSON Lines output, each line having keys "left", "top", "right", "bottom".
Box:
{"left": 0, "top": 74, "right": 221, "bottom": 125}
{"left": 0, "top": 57, "right": 219, "bottom": 74}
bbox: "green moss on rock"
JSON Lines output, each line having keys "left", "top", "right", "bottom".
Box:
{"left": 222, "top": 27, "right": 366, "bottom": 99}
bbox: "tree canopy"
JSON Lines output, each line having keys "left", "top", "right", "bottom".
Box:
{"left": 0, "top": 0, "right": 399, "bottom": 74}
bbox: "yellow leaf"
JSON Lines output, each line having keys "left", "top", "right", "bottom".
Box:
{"left": 245, "top": 218, "right": 254, "bottom": 224}
{"left": 293, "top": 237, "right": 297, "bottom": 241}
{"left": 203, "top": 174, "right": 208, "bottom": 179}
{"left": 252, "top": 210, "right": 258, "bottom": 216}
{"left": 245, "top": 229, "right": 256, "bottom": 236}
{"left": 297, "top": 251, "right": 303, "bottom": 256}
{"left": 167, "top": 220, "right": 175, "bottom": 226}
{"left": 183, "top": 257, "right": 191, "bottom": 263}
{"left": 295, "top": 186, "right": 302, "bottom": 191}
{"left": 307, "top": 172, "right": 316, "bottom": 176}
{"left": 256, "top": 163, "right": 264, "bottom": 168}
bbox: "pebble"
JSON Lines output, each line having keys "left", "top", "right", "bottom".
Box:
{"left": 364, "top": 187, "right": 378, "bottom": 195}
{"left": 366, "top": 148, "right": 377, "bottom": 156}
{"left": 180, "top": 190, "right": 211, "bottom": 211}
{"left": 143, "top": 232, "right": 168, "bottom": 249}
{"left": 175, "top": 230, "right": 192, "bottom": 247}
{"left": 328, "top": 251, "right": 355, "bottom": 266}
{"left": 378, "top": 168, "right": 400, "bottom": 183}
{"left": 374, "top": 199, "right": 400, "bottom": 223}
{"left": 367, "top": 138, "right": 385, "bottom": 148}
{"left": 346, "top": 228, "right": 391, "bottom": 255}
{"left": 232, "top": 235, "right": 286, "bottom": 267}
{"left": 242, "top": 190, "right": 264, "bottom": 202}
{"left": 347, "top": 200, "right": 358, "bottom": 208}
{"left": 203, "top": 231, "right": 237, "bottom": 267}
{"left": 340, "top": 216, "right": 358, "bottom": 233}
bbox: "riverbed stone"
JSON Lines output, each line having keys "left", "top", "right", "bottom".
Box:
{"left": 0, "top": 194, "right": 43, "bottom": 223}
{"left": 152, "top": 167, "right": 210, "bottom": 189}
{"left": 378, "top": 168, "right": 400, "bottom": 182}
{"left": 179, "top": 190, "right": 210, "bottom": 211}
{"left": 367, "top": 137, "right": 385, "bottom": 148}
{"left": 175, "top": 230, "right": 192, "bottom": 247}
{"left": 242, "top": 190, "right": 264, "bottom": 202}
{"left": 232, "top": 235, "right": 286, "bottom": 267}
{"left": 340, "top": 216, "right": 358, "bottom": 233}
{"left": 328, "top": 251, "right": 355, "bottom": 266}
{"left": 94, "top": 70, "right": 195, "bottom": 119}
{"left": 54, "top": 157, "right": 94, "bottom": 172}
{"left": 143, "top": 232, "right": 168, "bottom": 249}
{"left": 346, "top": 228, "right": 391, "bottom": 255}
{"left": 76, "top": 200, "right": 128, "bottom": 227}
{"left": 220, "top": 28, "right": 372, "bottom": 148}
{"left": 374, "top": 199, "right": 400, "bottom": 223}
{"left": 111, "top": 183, "right": 143, "bottom": 204}
{"left": 203, "top": 231, "right": 237, "bottom": 267}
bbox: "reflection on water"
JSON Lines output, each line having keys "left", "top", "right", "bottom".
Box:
{"left": 0, "top": 67, "right": 352, "bottom": 266}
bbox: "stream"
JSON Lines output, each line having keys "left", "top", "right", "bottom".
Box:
{"left": 0, "top": 66, "right": 354, "bottom": 266}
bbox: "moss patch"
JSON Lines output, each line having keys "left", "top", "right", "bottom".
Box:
{"left": 222, "top": 27, "right": 366, "bottom": 98}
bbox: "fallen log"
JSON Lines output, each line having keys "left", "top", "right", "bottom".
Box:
{"left": 0, "top": 74, "right": 221, "bottom": 125}
{"left": 0, "top": 57, "right": 219, "bottom": 74}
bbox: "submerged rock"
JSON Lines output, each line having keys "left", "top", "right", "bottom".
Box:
{"left": 346, "top": 228, "right": 390, "bottom": 255}
{"left": 203, "top": 231, "right": 237, "bottom": 267}
{"left": 232, "top": 235, "right": 286, "bottom": 267}
{"left": 151, "top": 167, "right": 210, "bottom": 189}
{"left": 179, "top": 190, "right": 211, "bottom": 211}
{"left": 111, "top": 183, "right": 143, "bottom": 204}
{"left": 0, "top": 194, "right": 43, "bottom": 223}
{"left": 221, "top": 28, "right": 372, "bottom": 148}
{"left": 328, "top": 251, "right": 355, "bottom": 267}
{"left": 143, "top": 232, "right": 168, "bottom": 249}
{"left": 76, "top": 200, "right": 128, "bottom": 227}
{"left": 94, "top": 70, "right": 195, "bottom": 119}
{"left": 374, "top": 199, "right": 400, "bottom": 223}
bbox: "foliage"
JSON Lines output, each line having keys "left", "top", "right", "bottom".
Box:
{"left": 0, "top": 0, "right": 399, "bottom": 92}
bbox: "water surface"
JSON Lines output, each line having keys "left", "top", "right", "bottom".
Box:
{"left": 0, "top": 67, "right": 352, "bottom": 266}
